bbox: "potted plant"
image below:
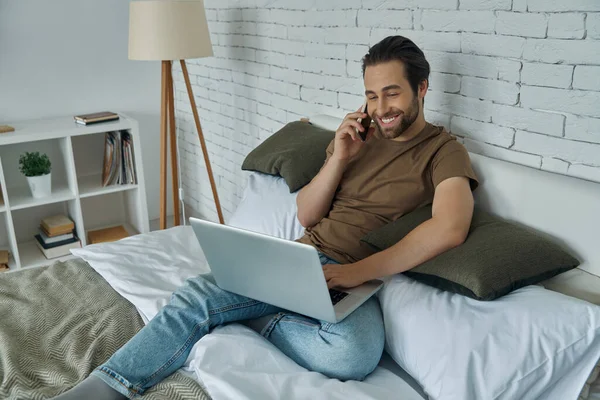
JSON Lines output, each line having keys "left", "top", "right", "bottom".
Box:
{"left": 19, "top": 151, "right": 52, "bottom": 198}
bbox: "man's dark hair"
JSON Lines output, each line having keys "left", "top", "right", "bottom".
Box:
{"left": 361, "top": 36, "right": 430, "bottom": 97}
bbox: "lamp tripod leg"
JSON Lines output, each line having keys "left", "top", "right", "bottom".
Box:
{"left": 167, "top": 61, "right": 181, "bottom": 226}
{"left": 180, "top": 60, "right": 224, "bottom": 224}
{"left": 159, "top": 61, "right": 169, "bottom": 230}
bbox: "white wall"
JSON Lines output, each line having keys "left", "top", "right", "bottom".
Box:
{"left": 173, "top": 0, "right": 600, "bottom": 223}
{"left": 0, "top": 0, "right": 168, "bottom": 222}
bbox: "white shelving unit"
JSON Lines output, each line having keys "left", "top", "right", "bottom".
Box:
{"left": 0, "top": 113, "right": 149, "bottom": 271}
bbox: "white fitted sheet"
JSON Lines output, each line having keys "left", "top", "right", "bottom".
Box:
{"left": 72, "top": 226, "right": 427, "bottom": 399}
{"left": 72, "top": 226, "right": 597, "bottom": 400}
{"left": 180, "top": 323, "right": 428, "bottom": 400}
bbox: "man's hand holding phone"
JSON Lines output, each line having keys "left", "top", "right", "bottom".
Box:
{"left": 332, "top": 102, "right": 374, "bottom": 162}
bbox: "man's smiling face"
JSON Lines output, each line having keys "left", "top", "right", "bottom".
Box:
{"left": 363, "top": 60, "right": 422, "bottom": 140}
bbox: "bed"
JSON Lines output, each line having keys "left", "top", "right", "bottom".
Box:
{"left": 1, "top": 113, "right": 599, "bottom": 400}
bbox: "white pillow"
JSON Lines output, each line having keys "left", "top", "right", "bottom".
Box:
{"left": 228, "top": 172, "right": 305, "bottom": 240}
{"left": 72, "top": 173, "right": 303, "bottom": 324}
{"left": 378, "top": 274, "right": 600, "bottom": 400}
{"left": 71, "top": 226, "right": 208, "bottom": 324}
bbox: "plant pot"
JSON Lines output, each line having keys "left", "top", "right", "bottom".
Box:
{"left": 27, "top": 173, "right": 51, "bottom": 199}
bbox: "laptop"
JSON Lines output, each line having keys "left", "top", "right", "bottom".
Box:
{"left": 189, "top": 217, "right": 383, "bottom": 324}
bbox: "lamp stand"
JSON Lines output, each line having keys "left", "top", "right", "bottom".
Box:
{"left": 159, "top": 60, "right": 224, "bottom": 230}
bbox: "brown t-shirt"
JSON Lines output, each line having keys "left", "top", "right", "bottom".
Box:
{"left": 296, "top": 122, "right": 479, "bottom": 264}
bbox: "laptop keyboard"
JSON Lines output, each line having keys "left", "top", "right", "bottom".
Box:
{"left": 329, "top": 289, "right": 349, "bottom": 305}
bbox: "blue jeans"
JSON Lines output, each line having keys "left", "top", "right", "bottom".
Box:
{"left": 92, "top": 253, "right": 385, "bottom": 398}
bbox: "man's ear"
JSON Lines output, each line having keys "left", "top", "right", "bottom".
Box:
{"left": 418, "top": 79, "right": 429, "bottom": 99}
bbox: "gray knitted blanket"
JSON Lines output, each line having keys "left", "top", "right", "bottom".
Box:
{"left": 0, "top": 259, "right": 211, "bottom": 400}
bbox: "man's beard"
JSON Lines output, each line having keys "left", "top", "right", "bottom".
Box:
{"left": 374, "top": 95, "right": 420, "bottom": 140}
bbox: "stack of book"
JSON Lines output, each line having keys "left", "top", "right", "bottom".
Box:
{"left": 34, "top": 215, "right": 81, "bottom": 259}
{"left": 74, "top": 111, "right": 119, "bottom": 125}
{"left": 102, "top": 130, "right": 137, "bottom": 187}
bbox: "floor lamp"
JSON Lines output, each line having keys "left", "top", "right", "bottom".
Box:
{"left": 128, "top": 0, "right": 224, "bottom": 229}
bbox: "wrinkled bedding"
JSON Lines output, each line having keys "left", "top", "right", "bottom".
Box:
{"left": 0, "top": 259, "right": 210, "bottom": 400}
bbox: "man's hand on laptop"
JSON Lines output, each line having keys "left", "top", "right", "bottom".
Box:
{"left": 323, "top": 263, "right": 368, "bottom": 289}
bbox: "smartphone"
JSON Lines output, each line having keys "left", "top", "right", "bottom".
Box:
{"left": 356, "top": 101, "right": 371, "bottom": 141}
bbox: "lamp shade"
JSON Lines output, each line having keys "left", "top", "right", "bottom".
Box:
{"left": 128, "top": 0, "right": 213, "bottom": 61}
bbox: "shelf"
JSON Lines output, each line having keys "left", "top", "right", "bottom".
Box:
{"left": 17, "top": 240, "right": 76, "bottom": 270}
{"left": 0, "top": 115, "right": 134, "bottom": 146}
{"left": 84, "top": 222, "right": 138, "bottom": 242}
{"left": 0, "top": 112, "right": 149, "bottom": 271}
{"left": 78, "top": 174, "right": 138, "bottom": 198}
{"left": 8, "top": 184, "right": 75, "bottom": 210}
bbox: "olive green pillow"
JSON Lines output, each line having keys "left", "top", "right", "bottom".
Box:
{"left": 241, "top": 121, "right": 335, "bottom": 193}
{"left": 361, "top": 205, "right": 580, "bottom": 300}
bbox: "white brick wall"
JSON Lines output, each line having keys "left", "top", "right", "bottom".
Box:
{"left": 573, "top": 66, "right": 600, "bottom": 92}
{"left": 521, "top": 86, "right": 600, "bottom": 118}
{"left": 421, "top": 11, "right": 496, "bottom": 33}
{"left": 547, "top": 13, "right": 585, "bottom": 39}
{"left": 357, "top": 10, "right": 412, "bottom": 29}
{"left": 459, "top": 0, "right": 511, "bottom": 10}
{"left": 460, "top": 76, "right": 519, "bottom": 105}
{"left": 173, "top": 0, "right": 600, "bottom": 222}
{"left": 451, "top": 117, "right": 514, "bottom": 147}
{"left": 495, "top": 12, "right": 547, "bottom": 38}
{"left": 589, "top": 13, "right": 600, "bottom": 39}
{"left": 523, "top": 39, "right": 600, "bottom": 65}
{"left": 521, "top": 63, "right": 573, "bottom": 89}
{"left": 527, "top": 0, "right": 600, "bottom": 12}
{"left": 462, "top": 33, "right": 525, "bottom": 58}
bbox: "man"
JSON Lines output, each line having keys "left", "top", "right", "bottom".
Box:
{"left": 54, "top": 35, "right": 478, "bottom": 400}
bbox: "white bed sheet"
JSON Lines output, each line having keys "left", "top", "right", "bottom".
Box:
{"left": 72, "top": 226, "right": 427, "bottom": 400}
{"left": 181, "top": 323, "right": 426, "bottom": 400}
{"left": 72, "top": 226, "right": 597, "bottom": 400}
